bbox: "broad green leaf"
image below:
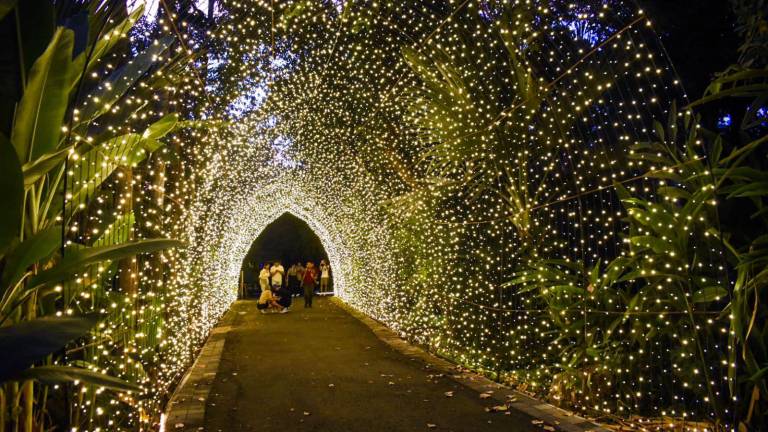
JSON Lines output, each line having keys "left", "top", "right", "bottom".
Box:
{"left": 692, "top": 286, "right": 728, "bottom": 303}
{"left": 629, "top": 235, "right": 670, "bottom": 255}
{"left": 15, "top": 366, "right": 140, "bottom": 392}
{"left": 0, "top": 133, "right": 24, "bottom": 255}
{"left": 142, "top": 113, "right": 178, "bottom": 140}
{"left": 69, "top": 5, "right": 145, "bottom": 92}
{"left": 1, "top": 225, "right": 60, "bottom": 294}
{"left": 67, "top": 133, "right": 142, "bottom": 213}
{"left": 27, "top": 238, "right": 184, "bottom": 291}
{"left": 92, "top": 212, "right": 135, "bottom": 247}
{"left": 11, "top": 28, "right": 74, "bottom": 162}
{"left": 0, "top": 314, "right": 99, "bottom": 382}
{"left": 77, "top": 36, "right": 174, "bottom": 122}
{"left": 140, "top": 138, "right": 165, "bottom": 153}
{"left": 22, "top": 146, "right": 71, "bottom": 188}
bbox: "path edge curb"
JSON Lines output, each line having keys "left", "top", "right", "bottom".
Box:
{"left": 331, "top": 297, "right": 610, "bottom": 432}
{"left": 162, "top": 304, "right": 237, "bottom": 431}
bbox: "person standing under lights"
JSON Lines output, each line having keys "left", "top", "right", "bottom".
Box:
{"left": 271, "top": 260, "right": 285, "bottom": 292}
{"left": 302, "top": 262, "right": 318, "bottom": 308}
{"left": 258, "top": 263, "right": 271, "bottom": 296}
{"left": 319, "top": 260, "right": 330, "bottom": 293}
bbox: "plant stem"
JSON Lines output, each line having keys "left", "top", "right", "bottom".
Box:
{"left": 0, "top": 387, "right": 5, "bottom": 431}
{"left": 21, "top": 381, "right": 32, "bottom": 432}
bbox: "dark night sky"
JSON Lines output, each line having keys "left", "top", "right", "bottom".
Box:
{"left": 640, "top": 0, "right": 739, "bottom": 98}
{"left": 241, "top": 212, "right": 329, "bottom": 285}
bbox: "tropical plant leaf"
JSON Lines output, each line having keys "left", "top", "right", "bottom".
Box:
{"left": 92, "top": 212, "right": 135, "bottom": 247}
{"left": 77, "top": 36, "right": 174, "bottom": 122}
{"left": 142, "top": 113, "right": 178, "bottom": 140}
{"left": 11, "top": 27, "right": 74, "bottom": 163}
{"left": 692, "top": 286, "right": 728, "bottom": 303}
{"left": 26, "top": 239, "right": 184, "bottom": 292}
{"left": 66, "top": 133, "right": 144, "bottom": 213}
{"left": 0, "top": 225, "right": 60, "bottom": 294}
{"left": 15, "top": 366, "right": 140, "bottom": 392}
{"left": 0, "top": 314, "right": 99, "bottom": 382}
{"left": 69, "top": 5, "right": 145, "bottom": 92}
{"left": 22, "top": 146, "right": 71, "bottom": 188}
{"left": 629, "top": 235, "right": 670, "bottom": 255}
{"left": 0, "top": 133, "right": 24, "bottom": 255}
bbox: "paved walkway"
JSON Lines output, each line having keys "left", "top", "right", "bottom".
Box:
{"left": 203, "top": 297, "right": 541, "bottom": 432}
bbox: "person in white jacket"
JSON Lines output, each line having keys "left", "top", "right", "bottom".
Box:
{"left": 259, "top": 263, "right": 271, "bottom": 293}
{"left": 319, "top": 260, "right": 330, "bottom": 293}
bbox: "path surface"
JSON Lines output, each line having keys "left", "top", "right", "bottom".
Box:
{"left": 203, "top": 297, "right": 539, "bottom": 432}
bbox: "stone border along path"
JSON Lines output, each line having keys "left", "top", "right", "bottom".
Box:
{"left": 163, "top": 312, "right": 235, "bottom": 431}
{"left": 164, "top": 297, "right": 609, "bottom": 432}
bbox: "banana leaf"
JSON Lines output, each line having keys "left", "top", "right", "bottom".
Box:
{"left": 26, "top": 239, "right": 184, "bottom": 293}
{"left": 66, "top": 112, "right": 174, "bottom": 216}
{"left": 0, "top": 314, "right": 99, "bottom": 382}
{"left": 14, "top": 366, "right": 140, "bottom": 393}
{"left": 142, "top": 113, "right": 178, "bottom": 140}
{"left": 11, "top": 27, "right": 74, "bottom": 163}
{"left": 22, "top": 146, "right": 71, "bottom": 188}
{"left": 92, "top": 212, "right": 135, "bottom": 247}
{"left": 0, "top": 225, "right": 60, "bottom": 296}
{"left": 69, "top": 5, "right": 145, "bottom": 92}
{"left": 77, "top": 35, "right": 174, "bottom": 123}
{"left": 0, "top": 133, "right": 24, "bottom": 255}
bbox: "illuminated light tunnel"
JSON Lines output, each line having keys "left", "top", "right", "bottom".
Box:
{"left": 0, "top": 0, "right": 762, "bottom": 430}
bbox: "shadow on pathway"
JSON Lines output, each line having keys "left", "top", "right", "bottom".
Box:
{"left": 204, "top": 297, "right": 539, "bottom": 432}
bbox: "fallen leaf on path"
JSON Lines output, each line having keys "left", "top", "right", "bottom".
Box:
{"left": 479, "top": 393, "right": 492, "bottom": 399}
{"left": 427, "top": 424, "right": 437, "bottom": 428}
{"left": 444, "top": 391, "right": 454, "bottom": 397}
{"left": 486, "top": 405, "right": 509, "bottom": 412}
{"left": 328, "top": 384, "right": 335, "bottom": 388}
{"left": 174, "top": 423, "right": 184, "bottom": 429}
{"left": 303, "top": 412, "right": 311, "bottom": 416}
{"left": 543, "top": 426, "right": 556, "bottom": 431}
{"left": 531, "top": 420, "right": 544, "bottom": 425}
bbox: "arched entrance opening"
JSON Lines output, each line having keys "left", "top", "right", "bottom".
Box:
{"left": 240, "top": 212, "right": 331, "bottom": 298}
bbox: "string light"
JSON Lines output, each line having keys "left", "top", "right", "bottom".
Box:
{"left": 53, "top": 1, "right": 733, "bottom": 430}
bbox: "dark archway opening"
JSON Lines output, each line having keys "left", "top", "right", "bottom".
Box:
{"left": 240, "top": 212, "right": 330, "bottom": 297}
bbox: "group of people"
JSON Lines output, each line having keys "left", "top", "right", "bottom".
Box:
{"left": 256, "top": 260, "right": 331, "bottom": 313}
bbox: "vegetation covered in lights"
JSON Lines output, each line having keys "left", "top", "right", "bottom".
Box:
{"left": 0, "top": 0, "right": 766, "bottom": 431}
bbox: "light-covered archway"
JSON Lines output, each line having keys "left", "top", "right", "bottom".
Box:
{"left": 171, "top": 149, "right": 406, "bottom": 353}
{"left": 231, "top": 204, "right": 349, "bottom": 298}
